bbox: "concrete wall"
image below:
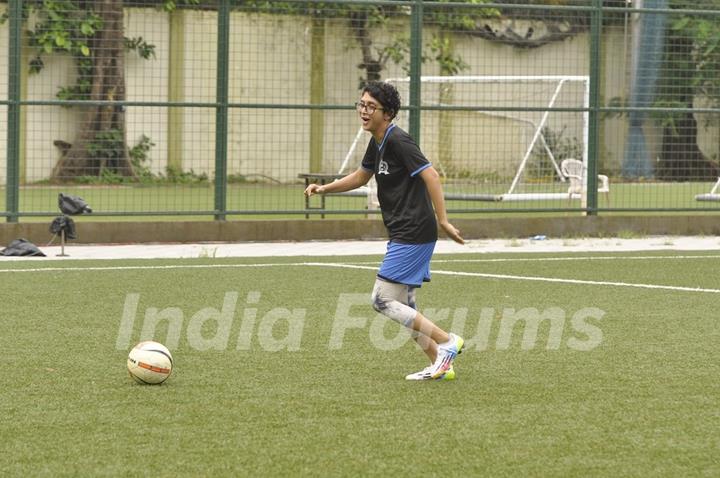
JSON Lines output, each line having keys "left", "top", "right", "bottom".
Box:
{"left": 0, "top": 7, "right": 707, "bottom": 184}
{"left": 2, "top": 216, "right": 720, "bottom": 246}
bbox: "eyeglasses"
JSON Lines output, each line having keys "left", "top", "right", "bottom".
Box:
{"left": 355, "top": 101, "right": 384, "bottom": 114}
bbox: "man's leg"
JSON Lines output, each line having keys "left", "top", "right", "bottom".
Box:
{"left": 372, "top": 278, "right": 462, "bottom": 380}
{"left": 403, "top": 283, "right": 464, "bottom": 379}
{"left": 371, "top": 278, "right": 450, "bottom": 344}
{"left": 408, "top": 286, "right": 438, "bottom": 363}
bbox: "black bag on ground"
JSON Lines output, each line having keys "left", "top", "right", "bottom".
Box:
{"left": 58, "top": 193, "right": 92, "bottom": 215}
{"left": 50, "top": 216, "right": 77, "bottom": 240}
{"left": 0, "top": 239, "right": 46, "bottom": 257}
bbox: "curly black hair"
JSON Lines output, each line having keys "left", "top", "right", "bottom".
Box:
{"left": 361, "top": 81, "right": 401, "bottom": 120}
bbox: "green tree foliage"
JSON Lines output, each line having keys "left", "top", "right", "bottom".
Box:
{"left": 2, "top": 0, "right": 197, "bottom": 181}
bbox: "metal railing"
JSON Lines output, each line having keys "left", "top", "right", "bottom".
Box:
{"left": 2, "top": 0, "right": 720, "bottom": 221}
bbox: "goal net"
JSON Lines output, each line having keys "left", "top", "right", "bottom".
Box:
{"left": 339, "top": 75, "right": 590, "bottom": 203}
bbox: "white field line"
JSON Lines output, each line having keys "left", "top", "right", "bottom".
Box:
{"left": 304, "top": 262, "right": 720, "bottom": 294}
{"left": 430, "top": 269, "right": 720, "bottom": 294}
{"left": 0, "top": 263, "right": 302, "bottom": 273}
{"left": 1, "top": 253, "right": 718, "bottom": 272}
{"left": 1, "top": 260, "right": 719, "bottom": 294}
{"left": 433, "top": 254, "right": 720, "bottom": 264}
{"left": 343, "top": 254, "right": 720, "bottom": 265}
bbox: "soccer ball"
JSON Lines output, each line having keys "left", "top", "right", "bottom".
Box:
{"left": 127, "top": 341, "right": 173, "bottom": 385}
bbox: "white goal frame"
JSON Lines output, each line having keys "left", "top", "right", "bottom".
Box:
{"left": 339, "top": 75, "right": 590, "bottom": 204}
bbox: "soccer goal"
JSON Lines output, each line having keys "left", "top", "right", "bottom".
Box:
{"left": 695, "top": 178, "right": 720, "bottom": 202}
{"left": 339, "top": 75, "right": 591, "bottom": 204}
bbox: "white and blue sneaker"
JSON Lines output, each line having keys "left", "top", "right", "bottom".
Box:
{"left": 405, "top": 365, "right": 455, "bottom": 381}
{"left": 429, "top": 333, "right": 464, "bottom": 379}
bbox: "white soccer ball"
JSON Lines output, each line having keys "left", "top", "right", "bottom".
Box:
{"left": 127, "top": 341, "right": 173, "bottom": 385}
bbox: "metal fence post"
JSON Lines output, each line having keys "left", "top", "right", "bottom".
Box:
{"left": 586, "top": 0, "right": 603, "bottom": 215}
{"left": 408, "top": 0, "right": 423, "bottom": 144}
{"left": 6, "top": 0, "right": 22, "bottom": 223}
{"left": 214, "top": 0, "right": 230, "bottom": 221}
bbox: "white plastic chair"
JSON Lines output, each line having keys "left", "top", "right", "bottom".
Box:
{"left": 560, "top": 158, "right": 610, "bottom": 205}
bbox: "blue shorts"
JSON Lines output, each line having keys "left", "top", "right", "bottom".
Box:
{"left": 377, "top": 241, "right": 436, "bottom": 287}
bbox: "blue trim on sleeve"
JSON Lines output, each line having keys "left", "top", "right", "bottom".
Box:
{"left": 410, "top": 163, "right": 432, "bottom": 177}
{"left": 361, "top": 165, "right": 374, "bottom": 172}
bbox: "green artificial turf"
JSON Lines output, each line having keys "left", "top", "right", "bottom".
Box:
{"left": 0, "top": 251, "right": 718, "bottom": 476}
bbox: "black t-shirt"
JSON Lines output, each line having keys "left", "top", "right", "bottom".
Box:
{"left": 361, "top": 125, "right": 438, "bottom": 244}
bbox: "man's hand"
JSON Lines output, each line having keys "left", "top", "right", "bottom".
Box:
{"left": 440, "top": 221, "right": 464, "bottom": 245}
{"left": 304, "top": 184, "right": 324, "bottom": 197}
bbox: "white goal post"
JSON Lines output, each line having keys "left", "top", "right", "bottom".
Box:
{"left": 695, "top": 178, "right": 720, "bottom": 202}
{"left": 339, "top": 75, "right": 592, "bottom": 204}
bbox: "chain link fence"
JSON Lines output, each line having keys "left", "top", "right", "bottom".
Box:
{"left": 2, "top": 0, "right": 720, "bottom": 220}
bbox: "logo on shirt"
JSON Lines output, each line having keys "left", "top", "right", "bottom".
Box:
{"left": 378, "top": 158, "right": 390, "bottom": 175}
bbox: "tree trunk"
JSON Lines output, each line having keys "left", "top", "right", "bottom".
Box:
{"left": 657, "top": 35, "right": 719, "bottom": 180}
{"left": 349, "top": 10, "right": 383, "bottom": 85}
{"left": 51, "top": 0, "right": 135, "bottom": 181}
